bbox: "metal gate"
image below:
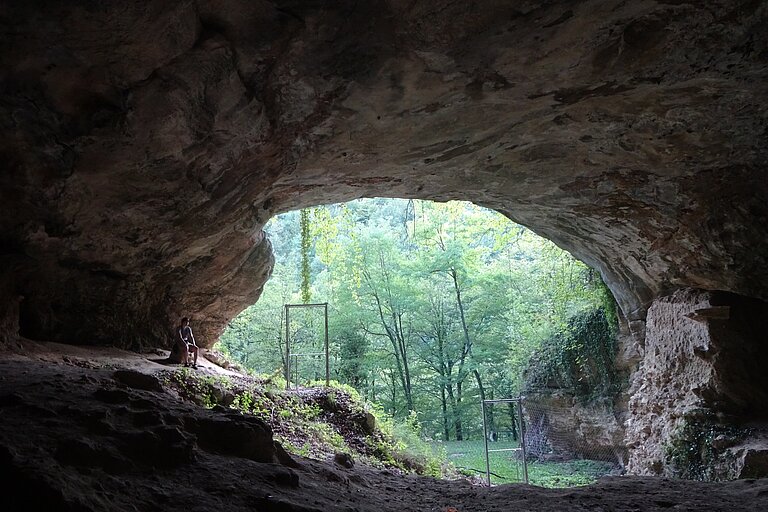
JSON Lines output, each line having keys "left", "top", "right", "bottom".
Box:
{"left": 284, "top": 302, "right": 329, "bottom": 389}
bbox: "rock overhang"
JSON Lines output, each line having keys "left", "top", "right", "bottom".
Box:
{"left": 0, "top": 0, "right": 767, "bottom": 347}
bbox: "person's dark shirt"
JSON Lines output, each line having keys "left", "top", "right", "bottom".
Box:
{"left": 179, "top": 325, "right": 193, "bottom": 343}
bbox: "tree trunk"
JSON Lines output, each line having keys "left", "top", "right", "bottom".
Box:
{"left": 390, "top": 371, "right": 398, "bottom": 416}
{"left": 395, "top": 311, "right": 414, "bottom": 410}
{"left": 371, "top": 284, "right": 414, "bottom": 412}
{"left": 366, "top": 261, "right": 414, "bottom": 413}
{"left": 455, "top": 380, "right": 464, "bottom": 440}
{"left": 450, "top": 268, "right": 472, "bottom": 440}
{"left": 508, "top": 402, "right": 518, "bottom": 441}
{"left": 440, "top": 386, "right": 450, "bottom": 441}
{"left": 445, "top": 384, "right": 463, "bottom": 441}
{"left": 474, "top": 369, "right": 495, "bottom": 435}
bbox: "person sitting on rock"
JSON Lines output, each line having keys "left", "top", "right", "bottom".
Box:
{"left": 176, "top": 317, "right": 199, "bottom": 368}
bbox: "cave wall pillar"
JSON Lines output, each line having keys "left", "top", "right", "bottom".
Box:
{"left": 625, "top": 288, "right": 768, "bottom": 478}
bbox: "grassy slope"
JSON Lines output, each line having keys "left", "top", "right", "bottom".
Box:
{"left": 162, "top": 368, "right": 448, "bottom": 477}
{"left": 163, "top": 367, "right": 614, "bottom": 486}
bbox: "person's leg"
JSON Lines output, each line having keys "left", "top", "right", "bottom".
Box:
{"left": 174, "top": 341, "right": 188, "bottom": 365}
{"left": 180, "top": 344, "right": 190, "bottom": 366}
{"left": 191, "top": 345, "right": 198, "bottom": 365}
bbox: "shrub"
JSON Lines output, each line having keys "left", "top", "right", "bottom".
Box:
{"left": 389, "top": 411, "right": 447, "bottom": 477}
{"left": 165, "top": 369, "right": 233, "bottom": 409}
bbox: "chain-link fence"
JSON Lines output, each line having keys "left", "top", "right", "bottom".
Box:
{"left": 482, "top": 398, "right": 527, "bottom": 485}
{"left": 474, "top": 398, "right": 621, "bottom": 487}
{"left": 520, "top": 399, "right": 621, "bottom": 487}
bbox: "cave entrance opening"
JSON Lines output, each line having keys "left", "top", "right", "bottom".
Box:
{"left": 217, "top": 197, "right": 621, "bottom": 484}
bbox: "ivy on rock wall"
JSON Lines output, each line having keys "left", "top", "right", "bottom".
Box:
{"left": 524, "top": 307, "right": 619, "bottom": 401}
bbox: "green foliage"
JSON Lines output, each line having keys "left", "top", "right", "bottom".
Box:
{"left": 284, "top": 420, "right": 350, "bottom": 457}
{"left": 527, "top": 459, "right": 616, "bottom": 488}
{"left": 166, "top": 370, "right": 445, "bottom": 473}
{"left": 300, "top": 208, "right": 312, "bottom": 303}
{"left": 337, "top": 330, "right": 370, "bottom": 388}
{"left": 219, "top": 198, "right": 619, "bottom": 446}
{"left": 326, "top": 380, "right": 366, "bottom": 401}
{"left": 524, "top": 308, "right": 619, "bottom": 401}
{"left": 230, "top": 390, "right": 271, "bottom": 416}
{"left": 664, "top": 415, "right": 747, "bottom": 481}
{"left": 593, "top": 272, "right": 619, "bottom": 329}
{"left": 389, "top": 411, "right": 448, "bottom": 477}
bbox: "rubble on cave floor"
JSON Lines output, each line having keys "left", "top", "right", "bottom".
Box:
{"left": 1, "top": 343, "right": 767, "bottom": 512}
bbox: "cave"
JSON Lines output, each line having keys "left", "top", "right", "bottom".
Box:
{"left": 2, "top": 0, "right": 768, "bottom": 510}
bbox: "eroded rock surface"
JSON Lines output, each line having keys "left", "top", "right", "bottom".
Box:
{"left": 625, "top": 289, "right": 768, "bottom": 478}
{"left": 2, "top": 353, "right": 768, "bottom": 512}
{"left": 2, "top": 0, "right": 767, "bottom": 348}
{"left": 525, "top": 392, "right": 627, "bottom": 465}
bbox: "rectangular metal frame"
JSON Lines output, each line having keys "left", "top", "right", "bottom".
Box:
{"left": 284, "top": 302, "right": 329, "bottom": 389}
{"left": 481, "top": 397, "right": 528, "bottom": 486}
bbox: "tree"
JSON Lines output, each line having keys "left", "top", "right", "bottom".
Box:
{"left": 218, "top": 198, "right": 617, "bottom": 440}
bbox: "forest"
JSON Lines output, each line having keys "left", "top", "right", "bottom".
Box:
{"left": 218, "top": 198, "right": 618, "bottom": 443}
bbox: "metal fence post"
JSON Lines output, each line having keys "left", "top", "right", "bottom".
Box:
{"left": 482, "top": 400, "right": 491, "bottom": 486}
{"left": 324, "top": 302, "right": 329, "bottom": 386}
{"left": 518, "top": 397, "right": 528, "bottom": 484}
{"left": 482, "top": 397, "right": 529, "bottom": 486}
{"left": 285, "top": 305, "right": 290, "bottom": 389}
{"left": 284, "top": 302, "right": 330, "bottom": 389}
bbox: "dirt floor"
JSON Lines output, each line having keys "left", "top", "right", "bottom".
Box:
{"left": 1, "top": 341, "right": 767, "bottom": 512}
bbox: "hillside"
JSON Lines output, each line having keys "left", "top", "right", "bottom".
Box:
{"left": 1, "top": 342, "right": 767, "bottom": 512}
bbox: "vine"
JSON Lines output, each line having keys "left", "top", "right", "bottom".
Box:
{"left": 593, "top": 272, "right": 619, "bottom": 332}
{"left": 525, "top": 308, "right": 619, "bottom": 401}
{"left": 300, "top": 208, "right": 312, "bottom": 303}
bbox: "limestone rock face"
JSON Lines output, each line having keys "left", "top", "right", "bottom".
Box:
{"left": 525, "top": 392, "right": 627, "bottom": 465}
{"left": 625, "top": 289, "right": 768, "bottom": 477}
{"left": 1, "top": 0, "right": 767, "bottom": 348}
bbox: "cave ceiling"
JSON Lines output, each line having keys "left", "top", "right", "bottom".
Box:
{"left": 1, "top": 0, "right": 766, "bottom": 346}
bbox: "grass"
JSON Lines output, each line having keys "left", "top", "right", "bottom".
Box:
{"left": 438, "top": 439, "right": 616, "bottom": 488}
{"left": 163, "top": 370, "right": 451, "bottom": 477}
{"left": 163, "top": 370, "right": 614, "bottom": 485}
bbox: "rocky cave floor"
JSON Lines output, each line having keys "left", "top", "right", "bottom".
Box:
{"left": 1, "top": 342, "right": 767, "bottom": 512}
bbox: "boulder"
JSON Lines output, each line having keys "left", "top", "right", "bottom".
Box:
{"left": 112, "top": 370, "right": 164, "bottom": 393}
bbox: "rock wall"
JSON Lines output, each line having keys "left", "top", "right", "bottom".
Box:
{"left": 625, "top": 289, "right": 768, "bottom": 478}
{"left": 525, "top": 391, "right": 627, "bottom": 465}
{"left": 1, "top": 1, "right": 767, "bottom": 485}
{"left": 522, "top": 310, "right": 632, "bottom": 466}
{"left": 2, "top": 1, "right": 768, "bottom": 348}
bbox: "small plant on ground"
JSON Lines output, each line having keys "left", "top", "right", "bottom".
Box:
{"left": 163, "top": 370, "right": 457, "bottom": 478}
